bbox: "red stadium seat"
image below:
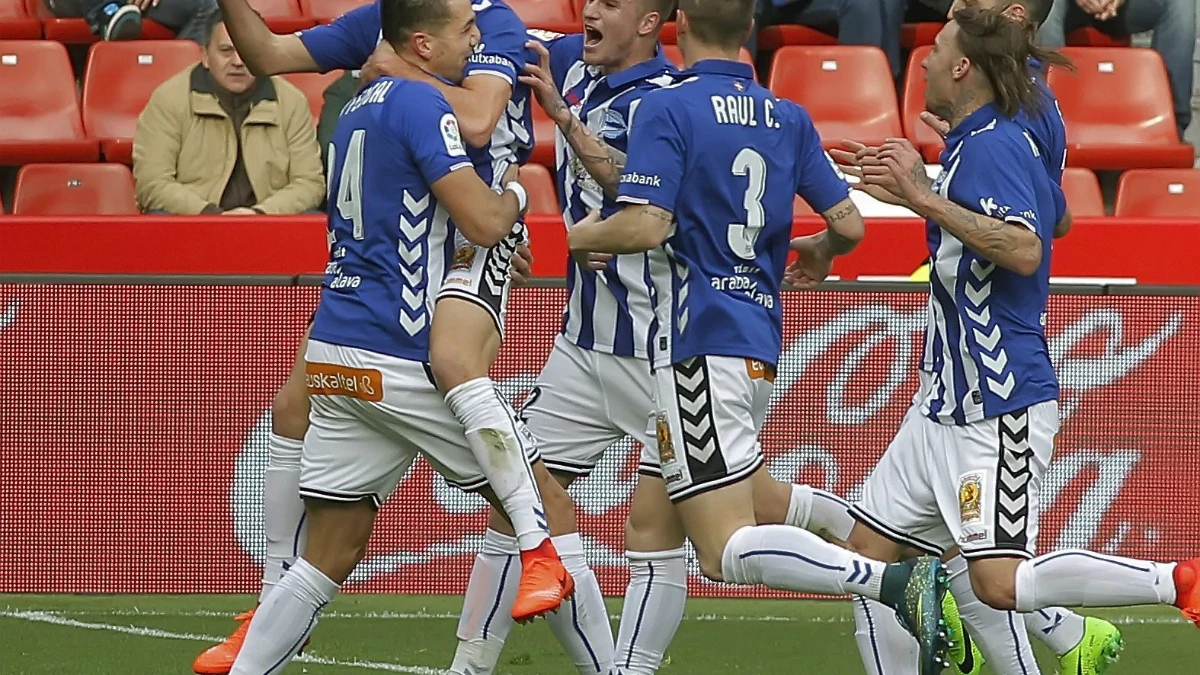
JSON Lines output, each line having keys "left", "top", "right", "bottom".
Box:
{"left": 1060, "top": 167, "right": 1105, "bottom": 217}
{"left": 509, "top": 0, "right": 579, "bottom": 33}
{"left": 1048, "top": 48, "right": 1193, "bottom": 170}
{"left": 1114, "top": 169, "right": 1200, "bottom": 217}
{"left": 26, "top": 0, "right": 172, "bottom": 43}
{"left": 0, "top": 0, "right": 39, "bottom": 39}
{"left": 901, "top": 46, "right": 943, "bottom": 162}
{"left": 246, "top": 0, "right": 314, "bottom": 33}
{"left": 519, "top": 163, "right": 559, "bottom": 216}
{"left": 1065, "top": 27, "right": 1131, "bottom": 48}
{"left": 769, "top": 46, "right": 902, "bottom": 150}
{"left": 661, "top": 45, "right": 756, "bottom": 78}
{"left": 0, "top": 40, "right": 99, "bottom": 164}
{"left": 300, "top": 0, "right": 370, "bottom": 23}
{"left": 529, "top": 96, "right": 556, "bottom": 168}
{"left": 12, "top": 163, "right": 139, "bottom": 214}
{"left": 82, "top": 40, "right": 201, "bottom": 164}
{"left": 281, "top": 70, "right": 344, "bottom": 122}
{"left": 901, "top": 22, "right": 942, "bottom": 49}
{"left": 757, "top": 24, "right": 837, "bottom": 51}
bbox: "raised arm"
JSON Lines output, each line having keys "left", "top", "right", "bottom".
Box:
{"left": 362, "top": 43, "right": 512, "bottom": 148}
{"left": 216, "top": 0, "right": 319, "bottom": 74}
{"left": 520, "top": 40, "right": 626, "bottom": 198}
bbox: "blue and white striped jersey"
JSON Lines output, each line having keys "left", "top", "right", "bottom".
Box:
{"left": 541, "top": 33, "right": 677, "bottom": 358}
{"left": 298, "top": 0, "right": 534, "bottom": 184}
{"left": 920, "top": 103, "right": 1062, "bottom": 425}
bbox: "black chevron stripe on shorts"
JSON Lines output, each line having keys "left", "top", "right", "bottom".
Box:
{"left": 673, "top": 356, "right": 727, "bottom": 482}
{"left": 995, "top": 408, "right": 1033, "bottom": 550}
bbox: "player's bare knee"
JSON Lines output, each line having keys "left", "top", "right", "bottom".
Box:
{"left": 968, "top": 559, "right": 1021, "bottom": 611}
{"left": 845, "top": 522, "right": 903, "bottom": 563}
{"left": 694, "top": 545, "right": 727, "bottom": 583}
{"left": 271, "top": 376, "right": 310, "bottom": 440}
{"left": 751, "top": 476, "right": 791, "bottom": 525}
{"left": 534, "top": 465, "right": 578, "bottom": 536}
{"left": 486, "top": 506, "right": 516, "bottom": 536}
{"left": 300, "top": 498, "right": 376, "bottom": 584}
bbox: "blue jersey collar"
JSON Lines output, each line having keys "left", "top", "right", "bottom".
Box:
{"left": 944, "top": 101, "right": 1002, "bottom": 149}
{"left": 687, "top": 58, "right": 754, "bottom": 80}
{"left": 605, "top": 45, "right": 675, "bottom": 88}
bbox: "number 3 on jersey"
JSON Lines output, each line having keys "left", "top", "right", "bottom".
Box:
{"left": 728, "top": 148, "right": 766, "bottom": 260}
{"left": 328, "top": 129, "right": 366, "bottom": 241}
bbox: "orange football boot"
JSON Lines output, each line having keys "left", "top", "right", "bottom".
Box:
{"left": 511, "top": 538, "right": 575, "bottom": 623}
{"left": 193, "top": 609, "right": 255, "bottom": 675}
{"left": 1174, "top": 558, "right": 1200, "bottom": 628}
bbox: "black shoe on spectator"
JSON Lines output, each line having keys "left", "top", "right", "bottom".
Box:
{"left": 87, "top": 2, "right": 142, "bottom": 40}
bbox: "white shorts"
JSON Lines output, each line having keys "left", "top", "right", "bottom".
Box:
{"left": 652, "top": 355, "right": 772, "bottom": 502}
{"left": 437, "top": 222, "right": 527, "bottom": 336}
{"left": 851, "top": 399, "right": 1059, "bottom": 560}
{"left": 300, "top": 339, "right": 539, "bottom": 506}
{"left": 521, "top": 335, "right": 658, "bottom": 477}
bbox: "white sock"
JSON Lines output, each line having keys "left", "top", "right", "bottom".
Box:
{"left": 946, "top": 555, "right": 1039, "bottom": 675}
{"left": 261, "top": 433, "right": 307, "bottom": 602}
{"left": 450, "top": 529, "right": 521, "bottom": 675}
{"left": 852, "top": 596, "right": 917, "bottom": 675}
{"left": 544, "top": 534, "right": 615, "bottom": 675}
{"left": 1023, "top": 607, "right": 1086, "bottom": 656}
{"left": 445, "top": 378, "right": 549, "bottom": 551}
{"left": 793, "top": 486, "right": 857, "bottom": 542}
{"left": 1014, "top": 550, "right": 1178, "bottom": 612}
{"left": 615, "top": 548, "right": 688, "bottom": 675}
{"left": 229, "top": 557, "right": 338, "bottom": 675}
{"left": 720, "top": 525, "right": 885, "bottom": 598}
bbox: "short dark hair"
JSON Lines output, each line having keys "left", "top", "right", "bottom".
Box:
{"left": 641, "top": 0, "right": 677, "bottom": 23}
{"left": 202, "top": 8, "right": 224, "bottom": 47}
{"left": 381, "top": 0, "right": 454, "bottom": 47}
{"left": 678, "top": 0, "right": 754, "bottom": 50}
{"left": 952, "top": 6, "right": 1069, "bottom": 117}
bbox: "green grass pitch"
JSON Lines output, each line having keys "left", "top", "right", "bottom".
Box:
{"left": 2, "top": 594, "right": 1198, "bottom": 674}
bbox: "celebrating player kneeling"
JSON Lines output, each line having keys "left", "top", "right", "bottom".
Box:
{"left": 226, "top": 1, "right": 573, "bottom": 672}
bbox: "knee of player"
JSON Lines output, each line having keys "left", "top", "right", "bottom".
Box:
{"left": 428, "top": 343, "right": 473, "bottom": 392}
{"left": 695, "top": 549, "right": 726, "bottom": 583}
{"left": 271, "top": 379, "right": 310, "bottom": 436}
{"left": 969, "top": 569, "right": 1019, "bottom": 611}
{"left": 751, "top": 480, "right": 790, "bottom": 526}
{"left": 536, "top": 471, "right": 578, "bottom": 535}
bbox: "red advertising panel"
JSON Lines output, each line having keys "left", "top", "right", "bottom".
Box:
{"left": 0, "top": 284, "right": 1197, "bottom": 595}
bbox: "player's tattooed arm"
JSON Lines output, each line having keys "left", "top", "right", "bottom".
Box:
{"left": 819, "top": 198, "right": 864, "bottom": 255}
{"left": 562, "top": 116, "right": 628, "bottom": 198}
{"left": 520, "top": 40, "right": 627, "bottom": 198}
{"left": 567, "top": 205, "right": 673, "bottom": 254}
{"left": 916, "top": 195, "right": 1044, "bottom": 276}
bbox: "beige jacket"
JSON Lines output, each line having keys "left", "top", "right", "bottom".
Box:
{"left": 133, "top": 64, "right": 325, "bottom": 215}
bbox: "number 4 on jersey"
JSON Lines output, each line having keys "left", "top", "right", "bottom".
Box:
{"left": 328, "top": 129, "right": 366, "bottom": 241}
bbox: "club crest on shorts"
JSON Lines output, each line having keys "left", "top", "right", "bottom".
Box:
{"left": 656, "top": 413, "right": 676, "bottom": 465}
{"left": 452, "top": 246, "right": 476, "bottom": 270}
{"left": 958, "top": 472, "right": 984, "bottom": 524}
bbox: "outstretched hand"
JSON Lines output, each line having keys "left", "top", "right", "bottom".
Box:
{"left": 519, "top": 41, "right": 572, "bottom": 127}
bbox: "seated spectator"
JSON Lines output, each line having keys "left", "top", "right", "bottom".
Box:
{"left": 317, "top": 70, "right": 360, "bottom": 169}
{"left": 133, "top": 10, "right": 325, "bottom": 215}
{"left": 44, "top": 0, "right": 217, "bottom": 43}
{"left": 755, "top": 0, "right": 893, "bottom": 74}
{"left": 1039, "top": 0, "right": 1196, "bottom": 139}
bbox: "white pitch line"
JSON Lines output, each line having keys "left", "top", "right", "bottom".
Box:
{"left": 0, "top": 610, "right": 448, "bottom": 675}
{"left": 5, "top": 607, "right": 1191, "bottom": 626}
